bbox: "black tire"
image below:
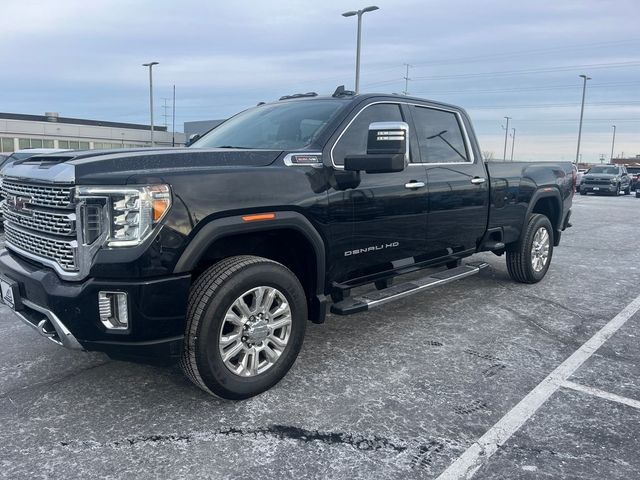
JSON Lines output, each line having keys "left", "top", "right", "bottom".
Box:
{"left": 506, "top": 214, "right": 554, "bottom": 284}
{"left": 180, "top": 255, "right": 307, "bottom": 400}
{"left": 579, "top": 190, "right": 587, "bottom": 196}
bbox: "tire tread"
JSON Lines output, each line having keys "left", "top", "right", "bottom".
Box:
{"left": 506, "top": 213, "right": 552, "bottom": 284}
{"left": 179, "top": 255, "right": 279, "bottom": 396}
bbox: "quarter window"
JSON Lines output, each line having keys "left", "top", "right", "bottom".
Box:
{"left": 412, "top": 106, "right": 470, "bottom": 163}
{"left": 333, "top": 103, "right": 404, "bottom": 165}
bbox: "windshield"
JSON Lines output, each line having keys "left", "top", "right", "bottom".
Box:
{"left": 0, "top": 152, "right": 31, "bottom": 167}
{"left": 588, "top": 166, "right": 619, "bottom": 174}
{"left": 192, "top": 99, "right": 346, "bottom": 150}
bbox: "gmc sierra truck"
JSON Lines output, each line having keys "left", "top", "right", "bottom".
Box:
{"left": 0, "top": 89, "right": 574, "bottom": 399}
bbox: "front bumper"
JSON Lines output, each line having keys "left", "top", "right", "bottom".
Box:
{"left": 580, "top": 184, "right": 617, "bottom": 193}
{"left": 0, "top": 249, "right": 191, "bottom": 362}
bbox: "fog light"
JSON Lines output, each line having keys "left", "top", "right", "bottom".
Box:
{"left": 98, "top": 291, "right": 129, "bottom": 330}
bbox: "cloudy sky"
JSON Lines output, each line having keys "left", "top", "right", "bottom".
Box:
{"left": 2, "top": 0, "right": 638, "bottom": 161}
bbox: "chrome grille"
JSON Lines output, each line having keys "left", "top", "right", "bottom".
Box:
{"left": 4, "top": 223, "right": 77, "bottom": 271}
{"left": 1, "top": 179, "right": 72, "bottom": 208}
{"left": 1, "top": 203, "right": 75, "bottom": 235}
{"left": 1, "top": 178, "right": 78, "bottom": 273}
{"left": 584, "top": 178, "right": 613, "bottom": 185}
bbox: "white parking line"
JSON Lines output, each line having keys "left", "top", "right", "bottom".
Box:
{"left": 437, "top": 293, "right": 640, "bottom": 480}
{"left": 562, "top": 380, "right": 640, "bottom": 410}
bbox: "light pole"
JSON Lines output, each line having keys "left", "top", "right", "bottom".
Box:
{"left": 510, "top": 127, "right": 516, "bottom": 161}
{"left": 502, "top": 116, "right": 511, "bottom": 161}
{"left": 610, "top": 125, "right": 616, "bottom": 162}
{"left": 342, "top": 6, "right": 379, "bottom": 94}
{"left": 142, "top": 61, "right": 159, "bottom": 146}
{"left": 575, "top": 74, "right": 591, "bottom": 164}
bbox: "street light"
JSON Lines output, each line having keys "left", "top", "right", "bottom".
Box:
{"left": 510, "top": 127, "right": 516, "bottom": 162}
{"left": 142, "top": 61, "right": 159, "bottom": 147}
{"left": 610, "top": 125, "right": 616, "bottom": 162}
{"left": 342, "top": 5, "right": 379, "bottom": 94}
{"left": 502, "top": 116, "right": 511, "bottom": 161}
{"left": 575, "top": 74, "right": 591, "bottom": 164}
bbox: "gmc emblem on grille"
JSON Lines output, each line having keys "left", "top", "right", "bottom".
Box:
{"left": 6, "top": 195, "right": 33, "bottom": 216}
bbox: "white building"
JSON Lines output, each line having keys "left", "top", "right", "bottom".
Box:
{"left": 0, "top": 112, "right": 185, "bottom": 153}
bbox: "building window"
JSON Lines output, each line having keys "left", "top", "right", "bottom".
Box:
{"left": 30, "top": 139, "right": 43, "bottom": 148}
{"left": 79, "top": 141, "right": 89, "bottom": 150}
{"left": 69, "top": 141, "right": 80, "bottom": 149}
{"left": 18, "top": 138, "right": 30, "bottom": 149}
{"left": 1, "top": 138, "right": 14, "bottom": 152}
{"left": 58, "top": 140, "right": 69, "bottom": 149}
{"left": 43, "top": 139, "right": 54, "bottom": 148}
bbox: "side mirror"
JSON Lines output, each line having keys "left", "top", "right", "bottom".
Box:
{"left": 344, "top": 121, "right": 409, "bottom": 174}
{"left": 186, "top": 133, "right": 201, "bottom": 147}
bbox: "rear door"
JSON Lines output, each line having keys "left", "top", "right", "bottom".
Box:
{"left": 409, "top": 104, "right": 489, "bottom": 259}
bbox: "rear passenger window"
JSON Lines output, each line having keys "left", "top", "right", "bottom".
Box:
{"left": 333, "top": 103, "right": 403, "bottom": 165}
{"left": 412, "top": 106, "right": 470, "bottom": 163}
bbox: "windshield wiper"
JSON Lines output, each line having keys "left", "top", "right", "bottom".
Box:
{"left": 214, "top": 145, "right": 254, "bottom": 149}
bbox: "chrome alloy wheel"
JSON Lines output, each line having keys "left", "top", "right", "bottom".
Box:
{"left": 218, "top": 286, "right": 292, "bottom": 377}
{"left": 530, "top": 226, "right": 550, "bottom": 272}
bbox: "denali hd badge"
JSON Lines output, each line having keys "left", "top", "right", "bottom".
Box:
{"left": 344, "top": 242, "right": 399, "bottom": 256}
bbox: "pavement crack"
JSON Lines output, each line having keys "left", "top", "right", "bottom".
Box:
{"left": 59, "top": 425, "right": 409, "bottom": 453}
{"left": 501, "top": 287, "right": 589, "bottom": 322}
{"left": 0, "top": 360, "right": 112, "bottom": 399}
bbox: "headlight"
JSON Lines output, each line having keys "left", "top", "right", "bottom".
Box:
{"left": 76, "top": 184, "right": 171, "bottom": 247}
{"left": 611, "top": 177, "right": 619, "bottom": 183}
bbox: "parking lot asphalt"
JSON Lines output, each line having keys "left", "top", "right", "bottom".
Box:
{"left": 1, "top": 192, "right": 639, "bottom": 480}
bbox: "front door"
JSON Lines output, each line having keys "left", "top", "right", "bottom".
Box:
{"left": 326, "top": 102, "right": 428, "bottom": 282}
{"left": 409, "top": 104, "right": 489, "bottom": 259}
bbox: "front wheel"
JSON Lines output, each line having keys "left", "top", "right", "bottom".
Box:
{"left": 181, "top": 255, "right": 307, "bottom": 399}
{"left": 506, "top": 214, "right": 554, "bottom": 284}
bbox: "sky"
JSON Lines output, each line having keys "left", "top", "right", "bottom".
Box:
{"left": 1, "top": 0, "right": 639, "bottom": 162}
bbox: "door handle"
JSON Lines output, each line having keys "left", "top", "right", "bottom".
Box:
{"left": 470, "top": 177, "right": 486, "bottom": 184}
{"left": 405, "top": 181, "right": 426, "bottom": 189}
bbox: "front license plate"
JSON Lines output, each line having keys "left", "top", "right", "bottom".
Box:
{"left": 593, "top": 187, "right": 599, "bottom": 190}
{"left": 0, "top": 277, "right": 19, "bottom": 310}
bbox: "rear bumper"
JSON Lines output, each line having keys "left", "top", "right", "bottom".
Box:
{"left": 0, "top": 249, "right": 191, "bottom": 362}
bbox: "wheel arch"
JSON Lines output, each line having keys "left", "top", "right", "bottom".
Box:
{"left": 526, "top": 188, "right": 562, "bottom": 245}
{"left": 174, "top": 211, "right": 328, "bottom": 323}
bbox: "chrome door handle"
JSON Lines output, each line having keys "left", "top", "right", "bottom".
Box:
{"left": 470, "top": 177, "right": 486, "bottom": 184}
{"left": 405, "top": 181, "right": 426, "bottom": 189}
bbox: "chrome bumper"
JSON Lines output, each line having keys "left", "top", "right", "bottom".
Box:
{"left": 13, "top": 299, "right": 83, "bottom": 350}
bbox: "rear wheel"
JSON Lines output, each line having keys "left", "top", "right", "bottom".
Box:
{"left": 181, "top": 255, "right": 307, "bottom": 399}
{"left": 506, "top": 214, "right": 553, "bottom": 284}
{"left": 579, "top": 190, "right": 587, "bottom": 195}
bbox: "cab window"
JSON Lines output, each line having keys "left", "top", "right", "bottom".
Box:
{"left": 332, "top": 103, "right": 403, "bottom": 166}
{"left": 412, "top": 106, "right": 470, "bottom": 163}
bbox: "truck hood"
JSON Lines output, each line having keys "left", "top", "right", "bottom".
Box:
{"left": 1, "top": 148, "right": 283, "bottom": 185}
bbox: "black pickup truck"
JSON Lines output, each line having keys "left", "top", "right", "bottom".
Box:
{"left": 0, "top": 90, "right": 574, "bottom": 399}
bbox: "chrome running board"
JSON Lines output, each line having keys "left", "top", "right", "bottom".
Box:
{"left": 330, "top": 262, "right": 489, "bottom": 315}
